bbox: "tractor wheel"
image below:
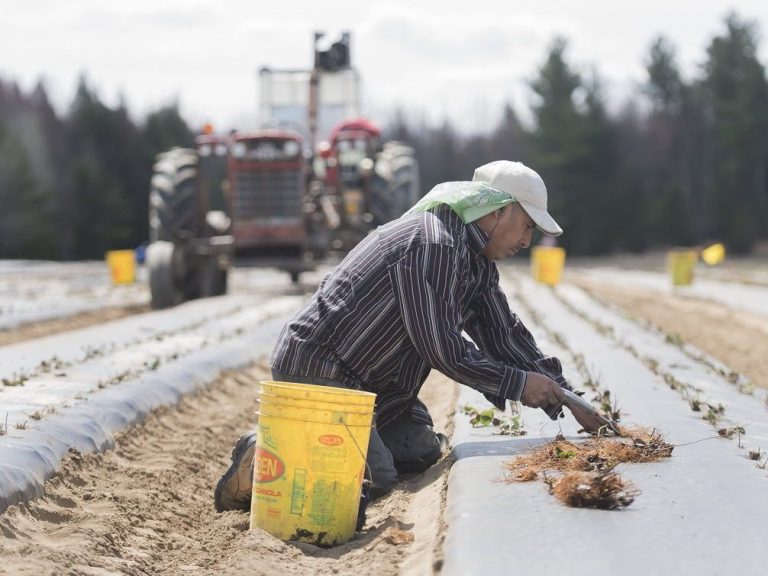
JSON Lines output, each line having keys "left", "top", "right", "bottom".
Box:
{"left": 149, "top": 148, "right": 199, "bottom": 243}
{"left": 199, "top": 257, "right": 228, "bottom": 297}
{"left": 368, "top": 142, "right": 420, "bottom": 227}
{"left": 146, "top": 241, "right": 185, "bottom": 309}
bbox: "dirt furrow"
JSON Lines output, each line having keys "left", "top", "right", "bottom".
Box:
{"left": 0, "top": 304, "right": 151, "bottom": 347}
{"left": 0, "top": 362, "right": 456, "bottom": 576}
{"left": 571, "top": 276, "right": 768, "bottom": 391}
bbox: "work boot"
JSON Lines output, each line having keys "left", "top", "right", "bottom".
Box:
{"left": 391, "top": 431, "right": 450, "bottom": 474}
{"left": 214, "top": 432, "right": 257, "bottom": 512}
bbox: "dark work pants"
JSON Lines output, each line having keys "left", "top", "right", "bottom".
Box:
{"left": 270, "top": 370, "right": 443, "bottom": 495}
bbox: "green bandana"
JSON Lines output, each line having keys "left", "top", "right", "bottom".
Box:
{"left": 406, "top": 181, "right": 517, "bottom": 224}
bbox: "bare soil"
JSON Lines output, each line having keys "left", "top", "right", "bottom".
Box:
{"left": 0, "top": 304, "right": 151, "bottom": 347}
{"left": 572, "top": 277, "right": 768, "bottom": 390}
{"left": 0, "top": 362, "right": 457, "bottom": 576}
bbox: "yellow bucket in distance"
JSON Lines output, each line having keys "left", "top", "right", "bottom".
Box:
{"left": 105, "top": 250, "right": 136, "bottom": 284}
{"left": 667, "top": 250, "right": 698, "bottom": 286}
{"left": 531, "top": 246, "right": 566, "bottom": 286}
{"left": 250, "top": 381, "right": 376, "bottom": 547}
{"left": 701, "top": 243, "right": 726, "bottom": 266}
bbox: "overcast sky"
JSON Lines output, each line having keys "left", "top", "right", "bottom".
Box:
{"left": 2, "top": 1, "right": 768, "bottom": 133}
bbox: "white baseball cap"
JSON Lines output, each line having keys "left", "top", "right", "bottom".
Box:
{"left": 472, "top": 160, "right": 563, "bottom": 237}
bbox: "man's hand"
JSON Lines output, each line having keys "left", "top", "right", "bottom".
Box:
{"left": 565, "top": 400, "right": 605, "bottom": 433}
{"left": 520, "top": 372, "right": 565, "bottom": 410}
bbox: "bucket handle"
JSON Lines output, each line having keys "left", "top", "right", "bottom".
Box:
{"left": 341, "top": 420, "right": 374, "bottom": 490}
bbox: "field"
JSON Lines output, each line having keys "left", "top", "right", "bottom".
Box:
{"left": 1, "top": 254, "right": 767, "bottom": 575}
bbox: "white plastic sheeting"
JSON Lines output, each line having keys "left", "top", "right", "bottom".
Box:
{"left": 575, "top": 267, "right": 768, "bottom": 318}
{"left": 0, "top": 293, "right": 303, "bottom": 513}
{"left": 0, "top": 261, "right": 149, "bottom": 330}
{"left": 442, "top": 271, "right": 768, "bottom": 576}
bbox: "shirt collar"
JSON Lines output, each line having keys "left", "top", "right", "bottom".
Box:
{"left": 430, "top": 204, "right": 489, "bottom": 256}
{"left": 466, "top": 220, "right": 489, "bottom": 255}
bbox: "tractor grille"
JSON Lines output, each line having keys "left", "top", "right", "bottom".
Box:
{"left": 233, "top": 167, "right": 304, "bottom": 223}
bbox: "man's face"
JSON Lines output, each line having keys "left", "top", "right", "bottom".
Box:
{"left": 481, "top": 204, "right": 536, "bottom": 260}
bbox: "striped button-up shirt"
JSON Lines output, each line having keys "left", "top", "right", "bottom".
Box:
{"left": 271, "top": 204, "right": 570, "bottom": 427}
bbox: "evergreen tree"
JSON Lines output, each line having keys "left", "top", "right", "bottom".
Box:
{"left": 0, "top": 122, "right": 56, "bottom": 258}
{"left": 700, "top": 13, "right": 768, "bottom": 252}
{"left": 529, "top": 38, "right": 616, "bottom": 254}
{"left": 66, "top": 76, "right": 134, "bottom": 257}
{"left": 642, "top": 35, "right": 698, "bottom": 247}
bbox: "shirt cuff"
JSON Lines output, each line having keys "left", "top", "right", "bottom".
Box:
{"left": 544, "top": 402, "right": 565, "bottom": 420}
{"left": 554, "top": 373, "right": 572, "bottom": 391}
{"left": 499, "top": 367, "right": 527, "bottom": 403}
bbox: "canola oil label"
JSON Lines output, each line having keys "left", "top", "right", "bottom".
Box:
{"left": 254, "top": 447, "right": 285, "bottom": 483}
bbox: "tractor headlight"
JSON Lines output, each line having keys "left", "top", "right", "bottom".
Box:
{"left": 231, "top": 142, "right": 247, "bottom": 158}
{"left": 284, "top": 141, "right": 300, "bottom": 157}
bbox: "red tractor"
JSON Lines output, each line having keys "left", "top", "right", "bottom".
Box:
{"left": 145, "top": 32, "right": 419, "bottom": 309}
{"left": 314, "top": 118, "right": 419, "bottom": 251}
{"left": 145, "top": 129, "right": 327, "bottom": 308}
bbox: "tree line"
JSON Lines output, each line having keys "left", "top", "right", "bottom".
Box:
{"left": 385, "top": 13, "right": 768, "bottom": 254}
{"left": 1, "top": 12, "right": 767, "bottom": 259}
{"left": 0, "top": 76, "right": 193, "bottom": 259}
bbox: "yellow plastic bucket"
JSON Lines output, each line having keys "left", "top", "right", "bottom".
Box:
{"left": 701, "top": 243, "right": 726, "bottom": 266}
{"left": 667, "top": 250, "right": 698, "bottom": 286}
{"left": 250, "top": 381, "right": 376, "bottom": 547}
{"left": 105, "top": 250, "right": 136, "bottom": 284}
{"left": 531, "top": 246, "right": 566, "bottom": 286}
{"left": 257, "top": 393, "right": 374, "bottom": 415}
{"left": 259, "top": 381, "right": 375, "bottom": 408}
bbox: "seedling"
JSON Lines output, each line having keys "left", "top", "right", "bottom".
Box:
{"left": 707, "top": 402, "right": 726, "bottom": 415}
{"left": 717, "top": 426, "right": 745, "bottom": 439}
{"left": 462, "top": 404, "right": 526, "bottom": 436}
{"left": 748, "top": 447, "right": 762, "bottom": 461}
{"left": 15, "top": 420, "right": 27, "bottom": 430}
{"left": 665, "top": 333, "right": 684, "bottom": 347}
{"left": 38, "top": 355, "right": 67, "bottom": 373}
{"left": 463, "top": 405, "right": 496, "bottom": 427}
{"left": 663, "top": 373, "right": 680, "bottom": 390}
{"left": 2, "top": 372, "right": 29, "bottom": 387}
{"left": 555, "top": 446, "right": 575, "bottom": 459}
{"left": 30, "top": 409, "right": 44, "bottom": 421}
{"left": 144, "top": 357, "right": 161, "bottom": 371}
{"left": 82, "top": 345, "right": 106, "bottom": 361}
{"left": 496, "top": 415, "right": 525, "bottom": 436}
{"left": 596, "top": 392, "right": 621, "bottom": 422}
{"left": 703, "top": 408, "right": 719, "bottom": 426}
{"left": 643, "top": 357, "right": 660, "bottom": 374}
{"left": 689, "top": 397, "right": 702, "bottom": 412}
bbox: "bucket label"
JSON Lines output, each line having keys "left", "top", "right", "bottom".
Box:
{"left": 318, "top": 434, "right": 344, "bottom": 447}
{"left": 291, "top": 469, "right": 307, "bottom": 515}
{"left": 255, "top": 486, "right": 283, "bottom": 498}
{"left": 254, "top": 447, "right": 285, "bottom": 483}
{"left": 267, "top": 507, "right": 282, "bottom": 520}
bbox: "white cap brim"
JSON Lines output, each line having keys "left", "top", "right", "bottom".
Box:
{"left": 519, "top": 202, "right": 563, "bottom": 237}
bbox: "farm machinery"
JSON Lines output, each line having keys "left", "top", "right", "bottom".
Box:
{"left": 146, "top": 32, "right": 419, "bottom": 308}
